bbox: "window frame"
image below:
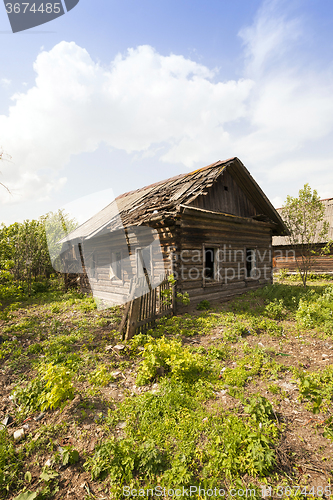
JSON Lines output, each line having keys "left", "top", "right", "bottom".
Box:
{"left": 136, "top": 246, "right": 153, "bottom": 280}
{"left": 110, "top": 249, "right": 123, "bottom": 282}
{"left": 202, "top": 244, "right": 220, "bottom": 286}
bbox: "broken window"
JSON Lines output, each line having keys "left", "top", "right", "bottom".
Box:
{"left": 245, "top": 248, "right": 256, "bottom": 278}
{"left": 204, "top": 247, "right": 216, "bottom": 280}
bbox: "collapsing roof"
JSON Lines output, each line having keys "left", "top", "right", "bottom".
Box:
{"left": 61, "top": 157, "right": 287, "bottom": 244}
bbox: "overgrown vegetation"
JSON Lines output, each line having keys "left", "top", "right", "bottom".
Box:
{"left": 0, "top": 211, "right": 77, "bottom": 304}
{"left": 1, "top": 280, "right": 333, "bottom": 499}
{"left": 280, "top": 184, "right": 331, "bottom": 287}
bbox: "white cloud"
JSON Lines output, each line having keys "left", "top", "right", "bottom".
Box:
{"left": 1, "top": 0, "right": 333, "bottom": 207}
{"left": 0, "top": 42, "right": 254, "bottom": 203}
{"left": 234, "top": 0, "right": 333, "bottom": 197}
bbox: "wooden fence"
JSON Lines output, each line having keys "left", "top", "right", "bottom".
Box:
{"left": 119, "top": 274, "right": 175, "bottom": 340}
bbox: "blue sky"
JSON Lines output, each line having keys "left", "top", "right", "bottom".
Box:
{"left": 1, "top": 0, "right": 333, "bottom": 225}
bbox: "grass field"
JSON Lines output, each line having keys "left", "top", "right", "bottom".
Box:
{"left": 1, "top": 278, "right": 333, "bottom": 499}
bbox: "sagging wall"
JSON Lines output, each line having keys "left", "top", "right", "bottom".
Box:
{"left": 175, "top": 211, "right": 273, "bottom": 305}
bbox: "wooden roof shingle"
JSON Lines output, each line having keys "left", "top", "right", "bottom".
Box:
{"left": 61, "top": 157, "right": 287, "bottom": 243}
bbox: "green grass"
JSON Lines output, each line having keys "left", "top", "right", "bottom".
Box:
{"left": 1, "top": 282, "right": 333, "bottom": 498}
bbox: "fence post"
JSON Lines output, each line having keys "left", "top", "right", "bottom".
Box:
{"left": 125, "top": 296, "right": 141, "bottom": 341}
{"left": 119, "top": 279, "right": 135, "bottom": 340}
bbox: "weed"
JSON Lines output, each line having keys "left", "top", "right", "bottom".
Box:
{"left": 38, "top": 363, "right": 74, "bottom": 410}
{"left": 0, "top": 429, "right": 24, "bottom": 493}
{"left": 136, "top": 336, "right": 209, "bottom": 385}
{"left": 294, "top": 366, "right": 333, "bottom": 414}
{"left": 250, "top": 317, "right": 283, "bottom": 337}
{"left": 264, "top": 299, "right": 285, "bottom": 320}
{"left": 200, "top": 413, "right": 276, "bottom": 480}
{"left": 14, "top": 363, "right": 74, "bottom": 417}
{"left": 268, "top": 383, "right": 281, "bottom": 395}
{"left": 220, "top": 349, "right": 268, "bottom": 388}
{"left": 208, "top": 344, "right": 231, "bottom": 360}
{"left": 244, "top": 395, "right": 275, "bottom": 424}
{"left": 224, "top": 322, "right": 249, "bottom": 342}
{"left": 61, "top": 445, "right": 79, "bottom": 466}
{"left": 89, "top": 365, "right": 115, "bottom": 387}
{"left": 323, "top": 417, "right": 333, "bottom": 441}
{"left": 197, "top": 300, "right": 211, "bottom": 310}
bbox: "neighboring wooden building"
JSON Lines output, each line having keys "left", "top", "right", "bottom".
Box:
{"left": 272, "top": 198, "right": 333, "bottom": 273}
{"left": 59, "top": 157, "right": 287, "bottom": 307}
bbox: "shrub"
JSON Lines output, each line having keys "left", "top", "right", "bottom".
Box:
{"left": 197, "top": 300, "right": 211, "bottom": 311}
{"left": 14, "top": 363, "right": 75, "bottom": 416}
{"left": 264, "top": 299, "right": 285, "bottom": 320}
{"left": 136, "top": 336, "right": 209, "bottom": 386}
{"left": 38, "top": 363, "right": 74, "bottom": 410}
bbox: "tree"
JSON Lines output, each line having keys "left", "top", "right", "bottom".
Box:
{"left": 0, "top": 211, "right": 78, "bottom": 294}
{"left": 281, "top": 184, "right": 329, "bottom": 287}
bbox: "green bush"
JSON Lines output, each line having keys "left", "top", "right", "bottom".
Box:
{"left": 14, "top": 363, "right": 74, "bottom": 417}
{"left": 294, "top": 366, "right": 333, "bottom": 414}
{"left": 197, "top": 300, "right": 211, "bottom": 311}
{"left": 264, "top": 299, "right": 285, "bottom": 320}
{"left": 136, "top": 336, "right": 208, "bottom": 385}
{"left": 296, "top": 286, "right": 333, "bottom": 331}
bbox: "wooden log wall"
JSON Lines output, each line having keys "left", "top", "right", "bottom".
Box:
{"left": 176, "top": 211, "right": 273, "bottom": 305}
{"left": 80, "top": 224, "right": 174, "bottom": 306}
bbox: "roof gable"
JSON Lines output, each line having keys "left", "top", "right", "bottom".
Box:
{"left": 188, "top": 169, "right": 258, "bottom": 218}
{"left": 62, "top": 157, "right": 287, "bottom": 243}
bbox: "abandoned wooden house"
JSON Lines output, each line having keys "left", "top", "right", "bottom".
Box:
{"left": 59, "top": 157, "right": 287, "bottom": 308}
{"left": 272, "top": 198, "right": 333, "bottom": 274}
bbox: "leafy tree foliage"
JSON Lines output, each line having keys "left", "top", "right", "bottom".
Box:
{"left": 0, "top": 211, "right": 78, "bottom": 295}
{"left": 281, "top": 183, "right": 330, "bottom": 287}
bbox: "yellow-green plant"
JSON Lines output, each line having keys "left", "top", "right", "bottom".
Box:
{"left": 38, "top": 363, "right": 74, "bottom": 410}
{"left": 89, "top": 364, "right": 115, "bottom": 387}
{"left": 136, "top": 336, "right": 208, "bottom": 385}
